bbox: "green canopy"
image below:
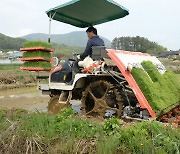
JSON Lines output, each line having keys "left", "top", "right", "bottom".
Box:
{"left": 46, "top": 0, "right": 129, "bottom": 28}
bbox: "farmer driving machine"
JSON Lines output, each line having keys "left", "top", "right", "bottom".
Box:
{"left": 23, "top": 0, "right": 180, "bottom": 123}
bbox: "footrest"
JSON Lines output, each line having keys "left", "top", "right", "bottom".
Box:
{"left": 36, "top": 76, "right": 49, "bottom": 79}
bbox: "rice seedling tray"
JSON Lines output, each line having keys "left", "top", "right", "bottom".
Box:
{"left": 20, "top": 67, "right": 51, "bottom": 72}
{"left": 20, "top": 47, "right": 54, "bottom": 52}
{"left": 20, "top": 57, "right": 51, "bottom": 62}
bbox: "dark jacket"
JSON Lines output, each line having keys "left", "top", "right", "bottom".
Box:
{"left": 80, "top": 36, "right": 105, "bottom": 60}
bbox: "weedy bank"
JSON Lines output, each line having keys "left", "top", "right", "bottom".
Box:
{"left": 0, "top": 108, "right": 179, "bottom": 154}
{"left": 0, "top": 63, "right": 36, "bottom": 85}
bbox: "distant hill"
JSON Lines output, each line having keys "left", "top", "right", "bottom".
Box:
{"left": 0, "top": 33, "right": 26, "bottom": 51}
{"left": 21, "top": 31, "right": 111, "bottom": 47}
{"left": 0, "top": 33, "right": 84, "bottom": 57}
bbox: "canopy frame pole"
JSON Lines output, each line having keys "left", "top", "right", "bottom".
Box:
{"left": 48, "top": 12, "right": 56, "bottom": 43}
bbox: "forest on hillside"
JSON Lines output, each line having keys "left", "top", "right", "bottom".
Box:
{"left": 0, "top": 33, "right": 26, "bottom": 51}
{"left": 111, "top": 36, "right": 167, "bottom": 55}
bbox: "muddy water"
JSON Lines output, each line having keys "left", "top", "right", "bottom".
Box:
{"left": 0, "top": 90, "right": 49, "bottom": 112}
{"left": 0, "top": 87, "right": 81, "bottom": 113}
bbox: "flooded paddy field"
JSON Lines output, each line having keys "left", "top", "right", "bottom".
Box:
{"left": 0, "top": 86, "right": 49, "bottom": 112}
{"left": 0, "top": 85, "right": 81, "bottom": 113}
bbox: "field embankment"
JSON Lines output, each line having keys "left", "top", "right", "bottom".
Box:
{"left": 0, "top": 64, "right": 36, "bottom": 85}
{"left": 0, "top": 108, "right": 179, "bottom": 154}
{"left": 159, "top": 58, "right": 180, "bottom": 74}
{"left": 0, "top": 64, "right": 49, "bottom": 91}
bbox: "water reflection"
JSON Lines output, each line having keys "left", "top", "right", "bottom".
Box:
{"left": 0, "top": 59, "right": 11, "bottom": 64}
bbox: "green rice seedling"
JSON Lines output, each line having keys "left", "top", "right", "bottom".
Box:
{"left": 142, "top": 61, "right": 161, "bottom": 82}
{"left": 23, "top": 61, "right": 51, "bottom": 69}
{"left": 22, "top": 41, "right": 53, "bottom": 70}
{"left": 22, "top": 50, "right": 51, "bottom": 59}
{"left": 131, "top": 67, "right": 159, "bottom": 110}
{"left": 164, "top": 71, "right": 180, "bottom": 98}
{"left": 131, "top": 61, "right": 180, "bottom": 114}
{"left": 38, "top": 61, "right": 51, "bottom": 68}
{"left": 23, "top": 41, "right": 52, "bottom": 48}
{"left": 142, "top": 61, "right": 179, "bottom": 110}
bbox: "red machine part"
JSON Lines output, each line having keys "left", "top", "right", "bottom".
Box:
{"left": 20, "top": 47, "right": 54, "bottom": 52}
{"left": 81, "top": 62, "right": 100, "bottom": 73}
{"left": 20, "top": 67, "right": 50, "bottom": 72}
{"left": 107, "top": 49, "right": 156, "bottom": 118}
{"left": 20, "top": 57, "right": 51, "bottom": 62}
{"left": 50, "top": 65, "right": 63, "bottom": 73}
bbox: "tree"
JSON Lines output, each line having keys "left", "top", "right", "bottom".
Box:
{"left": 111, "top": 36, "right": 167, "bottom": 55}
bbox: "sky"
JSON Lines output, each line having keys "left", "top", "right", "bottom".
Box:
{"left": 0, "top": 0, "right": 179, "bottom": 50}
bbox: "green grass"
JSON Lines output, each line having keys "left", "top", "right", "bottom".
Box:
{"left": 0, "top": 108, "right": 179, "bottom": 154}
{"left": 0, "top": 86, "right": 37, "bottom": 96}
{"left": 0, "top": 63, "right": 22, "bottom": 70}
{"left": 131, "top": 61, "right": 180, "bottom": 115}
{"left": 98, "top": 121, "right": 180, "bottom": 154}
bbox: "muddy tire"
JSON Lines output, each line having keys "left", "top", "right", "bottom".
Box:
{"left": 81, "top": 80, "right": 123, "bottom": 118}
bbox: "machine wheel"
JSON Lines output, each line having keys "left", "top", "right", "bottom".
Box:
{"left": 81, "top": 80, "right": 123, "bottom": 118}
{"left": 48, "top": 92, "right": 71, "bottom": 114}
